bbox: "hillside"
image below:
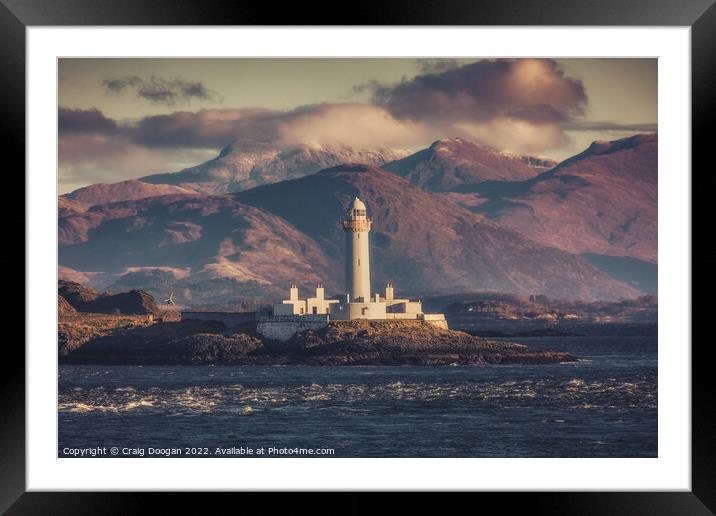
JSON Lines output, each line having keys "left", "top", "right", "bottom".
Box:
{"left": 457, "top": 134, "right": 658, "bottom": 263}
{"left": 61, "top": 179, "right": 197, "bottom": 211}
{"left": 58, "top": 193, "right": 341, "bottom": 305}
{"left": 58, "top": 161, "right": 643, "bottom": 305}
{"left": 382, "top": 138, "right": 555, "bottom": 192}
{"left": 236, "top": 164, "right": 639, "bottom": 301}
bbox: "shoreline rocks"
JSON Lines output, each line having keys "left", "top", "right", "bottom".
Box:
{"left": 60, "top": 318, "right": 578, "bottom": 366}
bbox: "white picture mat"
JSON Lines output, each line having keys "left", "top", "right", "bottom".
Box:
{"left": 26, "top": 26, "right": 690, "bottom": 491}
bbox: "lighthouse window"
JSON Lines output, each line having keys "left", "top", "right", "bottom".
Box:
{"left": 358, "top": 259, "right": 360, "bottom": 266}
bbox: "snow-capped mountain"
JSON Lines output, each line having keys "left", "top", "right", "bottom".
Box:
{"left": 140, "top": 142, "right": 411, "bottom": 194}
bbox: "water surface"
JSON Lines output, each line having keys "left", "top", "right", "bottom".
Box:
{"left": 58, "top": 326, "right": 657, "bottom": 457}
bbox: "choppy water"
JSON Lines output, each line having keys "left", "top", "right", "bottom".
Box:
{"left": 58, "top": 327, "right": 657, "bottom": 457}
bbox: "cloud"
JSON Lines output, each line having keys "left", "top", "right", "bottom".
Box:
{"left": 67, "top": 59, "right": 590, "bottom": 156}
{"left": 56, "top": 97, "right": 576, "bottom": 191}
{"left": 102, "top": 76, "right": 141, "bottom": 93}
{"left": 356, "top": 58, "right": 590, "bottom": 154}
{"left": 57, "top": 104, "right": 430, "bottom": 190}
{"left": 101, "top": 76, "right": 222, "bottom": 106}
{"left": 125, "top": 108, "right": 280, "bottom": 149}
{"left": 414, "top": 58, "right": 461, "bottom": 74}
{"left": 273, "top": 103, "right": 428, "bottom": 149}
{"left": 107, "top": 104, "right": 427, "bottom": 151}
{"left": 369, "top": 59, "right": 587, "bottom": 125}
{"left": 58, "top": 132, "right": 215, "bottom": 193}
{"left": 61, "top": 60, "right": 597, "bottom": 158}
{"left": 452, "top": 119, "right": 571, "bottom": 154}
{"left": 562, "top": 121, "right": 658, "bottom": 132}
{"left": 58, "top": 107, "right": 117, "bottom": 134}
{"left": 59, "top": 59, "right": 652, "bottom": 190}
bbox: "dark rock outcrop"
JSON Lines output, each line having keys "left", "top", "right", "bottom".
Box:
{"left": 263, "top": 320, "right": 577, "bottom": 365}
{"left": 59, "top": 280, "right": 159, "bottom": 315}
{"left": 58, "top": 314, "right": 156, "bottom": 356}
{"left": 63, "top": 320, "right": 263, "bottom": 365}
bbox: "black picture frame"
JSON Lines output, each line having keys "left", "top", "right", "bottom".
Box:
{"left": 4, "top": 0, "right": 709, "bottom": 512}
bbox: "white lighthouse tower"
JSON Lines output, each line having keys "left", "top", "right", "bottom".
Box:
{"left": 341, "top": 197, "right": 372, "bottom": 302}
{"left": 260, "top": 195, "right": 447, "bottom": 330}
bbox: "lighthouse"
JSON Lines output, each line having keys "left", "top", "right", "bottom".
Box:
{"left": 341, "top": 197, "right": 372, "bottom": 302}
{"left": 258, "top": 195, "right": 447, "bottom": 331}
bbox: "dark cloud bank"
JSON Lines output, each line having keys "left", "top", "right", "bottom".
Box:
{"left": 59, "top": 107, "right": 117, "bottom": 134}
{"left": 368, "top": 58, "right": 588, "bottom": 124}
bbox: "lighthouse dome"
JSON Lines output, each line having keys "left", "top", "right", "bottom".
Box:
{"left": 350, "top": 197, "right": 366, "bottom": 210}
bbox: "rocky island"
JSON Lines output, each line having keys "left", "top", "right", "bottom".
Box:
{"left": 60, "top": 314, "right": 578, "bottom": 366}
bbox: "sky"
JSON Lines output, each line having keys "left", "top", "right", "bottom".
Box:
{"left": 58, "top": 58, "right": 657, "bottom": 193}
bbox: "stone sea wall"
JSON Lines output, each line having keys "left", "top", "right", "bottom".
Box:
{"left": 181, "top": 311, "right": 257, "bottom": 329}
{"left": 257, "top": 315, "right": 330, "bottom": 342}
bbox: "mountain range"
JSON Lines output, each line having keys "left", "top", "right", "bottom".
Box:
{"left": 58, "top": 134, "right": 657, "bottom": 306}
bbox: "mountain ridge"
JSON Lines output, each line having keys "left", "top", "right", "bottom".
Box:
{"left": 381, "top": 137, "right": 556, "bottom": 192}
{"left": 60, "top": 179, "right": 198, "bottom": 211}
{"left": 140, "top": 142, "right": 410, "bottom": 194}
{"left": 459, "top": 133, "right": 658, "bottom": 263}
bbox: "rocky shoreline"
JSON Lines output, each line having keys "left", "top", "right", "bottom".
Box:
{"left": 60, "top": 317, "right": 578, "bottom": 366}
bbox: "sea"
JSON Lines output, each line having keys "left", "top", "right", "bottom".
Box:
{"left": 58, "top": 323, "right": 657, "bottom": 458}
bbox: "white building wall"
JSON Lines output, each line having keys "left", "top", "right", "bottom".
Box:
{"left": 386, "top": 300, "right": 423, "bottom": 314}
{"left": 273, "top": 300, "right": 306, "bottom": 315}
{"left": 420, "top": 313, "right": 449, "bottom": 330}
{"left": 347, "top": 301, "right": 387, "bottom": 320}
{"left": 306, "top": 298, "right": 339, "bottom": 315}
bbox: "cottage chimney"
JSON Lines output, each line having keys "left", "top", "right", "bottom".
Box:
{"left": 385, "top": 282, "right": 394, "bottom": 301}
